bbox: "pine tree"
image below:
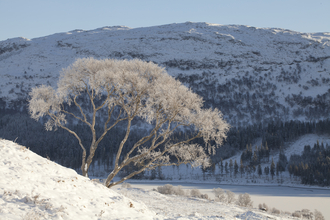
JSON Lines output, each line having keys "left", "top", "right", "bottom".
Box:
{"left": 229, "top": 159, "right": 233, "bottom": 178}
{"left": 246, "top": 165, "right": 251, "bottom": 178}
{"left": 240, "top": 159, "right": 244, "bottom": 178}
{"left": 278, "top": 148, "right": 287, "bottom": 172}
{"left": 270, "top": 158, "right": 275, "bottom": 180}
{"left": 265, "top": 142, "right": 270, "bottom": 162}
{"left": 258, "top": 164, "right": 262, "bottom": 177}
{"left": 252, "top": 151, "right": 258, "bottom": 166}
{"left": 288, "top": 165, "right": 293, "bottom": 179}
{"left": 234, "top": 160, "right": 239, "bottom": 178}
{"left": 225, "top": 161, "right": 229, "bottom": 177}
{"left": 259, "top": 145, "right": 264, "bottom": 162}
{"left": 220, "top": 158, "right": 224, "bottom": 175}
{"left": 264, "top": 166, "right": 269, "bottom": 178}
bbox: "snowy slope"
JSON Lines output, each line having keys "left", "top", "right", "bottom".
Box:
{"left": 0, "top": 138, "right": 155, "bottom": 220}
{"left": 1, "top": 22, "right": 330, "bottom": 124}
{"left": 0, "top": 138, "right": 295, "bottom": 220}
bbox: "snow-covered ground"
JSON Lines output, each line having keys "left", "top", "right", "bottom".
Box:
{"left": 0, "top": 138, "right": 309, "bottom": 219}
{"left": 0, "top": 138, "right": 154, "bottom": 220}
{"left": 113, "top": 181, "right": 330, "bottom": 219}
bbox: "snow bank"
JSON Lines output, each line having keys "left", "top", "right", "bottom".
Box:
{"left": 0, "top": 139, "right": 155, "bottom": 220}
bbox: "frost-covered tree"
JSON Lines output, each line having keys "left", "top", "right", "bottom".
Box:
{"left": 28, "top": 58, "right": 229, "bottom": 187}
{"left": 314, "top": 209, "right": 325, "bottom": 220}
{"left": 213, "top": 188, "right": 226, "bottom": 202}
{"left": 237, "top": 193, "right": 253, "bottom": 208}
{"left": 226, "top": 190, "right": 236, "bottom": 204}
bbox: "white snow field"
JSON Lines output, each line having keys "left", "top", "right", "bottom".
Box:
{"left": 115, "top": 181, "right": 330, "bottom": 220}
{"left": 0, "top": 138, "right": 301, "bottom": 220}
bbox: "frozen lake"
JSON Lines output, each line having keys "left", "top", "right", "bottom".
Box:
{"left": 116, "top": 181, "right": 330, "bottom": 219}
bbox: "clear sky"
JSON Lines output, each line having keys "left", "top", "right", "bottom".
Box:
{"left": 1, "top": 0, "right": 329, "bottom": 41}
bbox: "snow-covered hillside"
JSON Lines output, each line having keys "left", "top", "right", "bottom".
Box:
{"left": 1, "top": 22, "right": 330, "bottom": 124}
{"left": 0, "top": 138, "right": 300, "bottom": 220}
{"left": 0, "top": 138, "right": 155, "bottom": 220}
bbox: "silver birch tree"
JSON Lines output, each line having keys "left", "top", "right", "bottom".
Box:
{"left": 28, "top": 58, "right": 230, "bottom": 187}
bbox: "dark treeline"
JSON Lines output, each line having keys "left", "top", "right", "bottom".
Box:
{"left": 2, "top": 112, "right": 330, "bottom": 182}
{"left": 0, "top": 113, "right": 139, "bottom": 172}
{"left": 213, "top": 119, "right": 330, "bottom": 163}
{"left": 288, "top": 141, "right": 330, "bottom": 186}
{"left": 0, "top": 112, "right": 198, "bottom": 174}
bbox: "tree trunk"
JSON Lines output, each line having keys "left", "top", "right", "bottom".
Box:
{"left": 105, "top": 170, "right": 119, "bottom": 187}
{"left": 81, "top": 142, "right": 98, "bottom": 177}
{"left": 81, "top": 149, "right": 87, "bottom": 177}
{"left": 82, "top": 163, "right": 88, "bottom": 177}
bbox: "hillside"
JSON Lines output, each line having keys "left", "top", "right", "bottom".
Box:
{"left": 0, "top": 138, "right": 296, "bottom": 220}
{"left": 0, "top": 138, "right": 155, "bottom": 220}
{"left": 1, "top": 22, "right": 330, "bottom": 125}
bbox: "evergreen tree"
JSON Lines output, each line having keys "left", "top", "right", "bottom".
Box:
{"left": 240, "top": 159, "right": 244, "bottom": 178}
{"left": 264, "top": 166, "right": 269, "bottom": 177}
{"left": 225, "top": 161, "right": 229, "bottom": 177}
{"left": 258, "top": 145, "right": 264, "bottom": 162}
{"left": 270, "top": 158, "right": 275, "bottom": 180}
{"left": 252, "top": 151, "right": 258, "bottom": 166}
{"left": 265, "top": 142, "right": 270, "bottom": 162}
{"left": 246, "top": 165, "right": 251, "bottom": 177}
{"left": 234, "top": 160, "right": 239, "bottom": 178}
{"left": 229, "top": 159, "right": 233, "bottom": 177}
{"left": 220, "top": 158, "right": 224, "bottom": 175}
{"left": 288, "top": 165, "right": 293, "bottom": 179}
{"left": 278, "top": 148, "right": 288, "bottom": 172}
{"left": 258, "top": 164, "right": 262, "bottom": 177}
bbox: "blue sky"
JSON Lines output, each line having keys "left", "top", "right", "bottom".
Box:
{"left": 1, "top": 0, "right": 329, "bottom": 41}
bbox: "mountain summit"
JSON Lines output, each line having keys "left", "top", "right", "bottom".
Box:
{"left": 1, "top": 22, "right": 330, "bottom": 125}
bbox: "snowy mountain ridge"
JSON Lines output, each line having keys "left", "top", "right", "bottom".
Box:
{"left": 1, "top": 22, "right": 330, "bottom": 125}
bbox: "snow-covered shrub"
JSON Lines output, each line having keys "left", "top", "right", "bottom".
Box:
{"left": 292, "top": 209, "right": 314, "bottom": 219}
{"left": 258, "top": 203, "right": 268, "bottom": 211}
{"left": 292, "top": 211, "right": 301, "bottom": 218}
{"left": 121, "top": 182, "right": 132, "bottom": 188}
{"left": 200, "top": 193, "right": 209, "bottom": 199}
{"left": 283, "top": 211, "right": 291, "bottom": 216}
{"left": 236, "top": 193, "right": 253, "bottom": 208}
{"left": 226, "top": 190, "right": 236, "bottom": 204}
{"left": 157, "top": 184, "right": 173, "bottom": 195}
{"left": 213, "top": 188, "right": 226, "bottom": 202}
{"left": 271, "top": 208, "right": 280, "bottom": 215}
{"left": 190, "top": 188, "right": 202, "bottom": 198}
{"left": 301, "top": 209, "right": 313, "bottom": 219}
{"left": 173, "top": 185, "right": 186, "bottom": 196}
{"left": 314, "top": 209, "right": 325, "bottom": 220}
{"left": 157, "top": 184, "right": 186, "bottom": 196}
